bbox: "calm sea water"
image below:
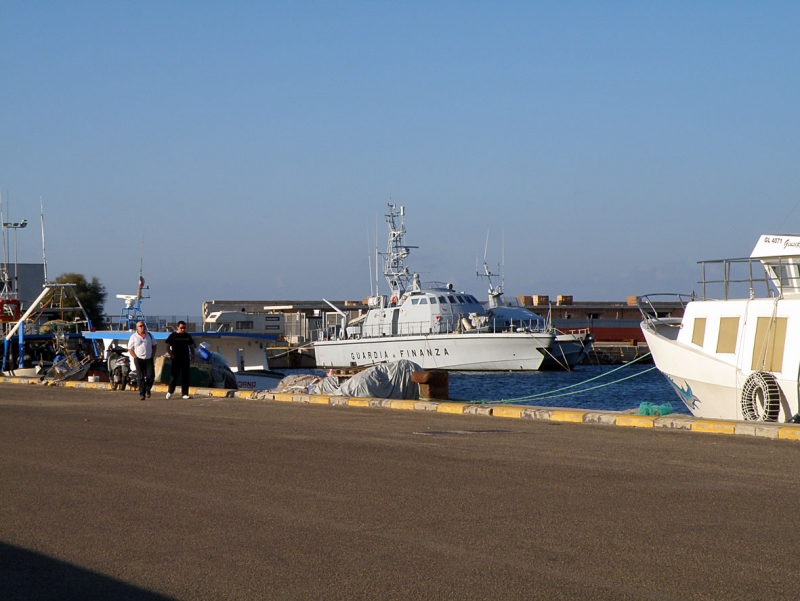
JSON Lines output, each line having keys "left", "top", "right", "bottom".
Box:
{"left": 283, "top": 363, "right": 688, "bottom": 415}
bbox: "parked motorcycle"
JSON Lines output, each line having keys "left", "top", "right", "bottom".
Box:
{"left": 107, "top": 346, "right": 133, "bottom": 391}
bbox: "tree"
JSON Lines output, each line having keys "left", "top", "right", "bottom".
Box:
{"left": 54, "top": 273, "right": 107, "bottom": 329}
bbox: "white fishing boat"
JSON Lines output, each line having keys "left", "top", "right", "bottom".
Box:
{"left": 640, "top": 234, "right": 800, "bottom": 422}
{"left": 84, "top": 279, "right": 285, "bottom": 390}
{"left": 219, "top": 347, "right": 285, "bottom": 391}
{"left": 478, "top": 260, "right": 594, "bottom": 370}
{"left": 314, "top": 205, "right": 555, "bottom": 371}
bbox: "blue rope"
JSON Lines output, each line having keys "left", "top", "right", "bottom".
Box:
{"left": 472, "top": 352, "right": 655, "bottom": 404}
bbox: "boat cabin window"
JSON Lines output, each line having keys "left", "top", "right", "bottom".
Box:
{"left": 448, "top": 295, "right": 456, "bottom": 303}
{"left": 439, "top": 296, "right": 447, "bottom": 303}
{"left": 716, "top": 317, "right": 739, "bottom": 354}
{"left": 691, "top": 318, "right": 706, "bottom": 347}
{"left": 411, "top": 299, "right": 419, "bottom": 305}
{"left": 455, "top": 295, "right": 464, "bottom": 303}
{"left": 751, "top": 317, "right": 787, "bottom": 372}
{"left": 468, "top": 295, "right": 480, "bottom": 304}
{"left": 236, "top": 321, "right": 254, "bottom": 330}
{"left": 419, "top": 298, "right": 428, "bottom": 304}
{"left": 429, "top": 297, "right": 437, "bottom": 304}
{"left": 765, "top": 262, "right": 800, "bottom": 295}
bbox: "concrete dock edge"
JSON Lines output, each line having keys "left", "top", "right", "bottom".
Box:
{"left": 4, "top": 376, "right": 800, "bottom": 443}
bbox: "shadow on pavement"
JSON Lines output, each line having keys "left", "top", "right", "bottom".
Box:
{"left": 0, "top": 541, "right": 172, "bottom": 601}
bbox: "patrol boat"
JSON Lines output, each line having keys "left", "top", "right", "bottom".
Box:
{"left": 314, "top": 205, "right": 555, "bottom": 371}
{"left": 640, "top": 234, "right": 800, "bottom": 422}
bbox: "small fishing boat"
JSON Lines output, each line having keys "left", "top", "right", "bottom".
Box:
{"left": 84, "top": 278, "right": 285, "bottom": 390}
{"left": 2, "top": 283, "right": 97, "bottom": 381}
{"left": 640, "top": 234, "right": 800, "bottom": 422}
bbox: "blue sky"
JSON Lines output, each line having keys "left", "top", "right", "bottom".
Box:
{"left": 1, "top": 2, "right": 798, "bottom": 316}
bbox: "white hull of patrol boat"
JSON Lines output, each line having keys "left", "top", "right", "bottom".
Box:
{"left": 315, "top": 331, "right": 553, "bottom": 371}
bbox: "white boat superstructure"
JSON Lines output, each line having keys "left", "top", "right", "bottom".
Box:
{"left": 314, "top": 205, "right": 555, "bottom": 371}
{"left": 641, "top": 234, "right": 800, "bottom": 422}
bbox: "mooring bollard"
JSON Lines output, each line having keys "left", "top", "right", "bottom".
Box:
{"left": 411, "top": 370, "right": 449, "bottom": 400}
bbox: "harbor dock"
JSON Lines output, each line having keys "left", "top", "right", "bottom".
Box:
{"left": 1, "top": 382, "right": 799, "bottom": 600}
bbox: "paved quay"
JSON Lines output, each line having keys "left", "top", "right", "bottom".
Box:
{"left": 2, "top": 383, "right": 800, "bottom": 600}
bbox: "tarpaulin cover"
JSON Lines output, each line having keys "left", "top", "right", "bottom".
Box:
{"left": 312, "top": 360, "right": 421, "bottom": 399}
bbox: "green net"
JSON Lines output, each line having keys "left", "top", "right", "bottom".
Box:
{"left": 636, "top": 401, "right": 674, "bottom": 416}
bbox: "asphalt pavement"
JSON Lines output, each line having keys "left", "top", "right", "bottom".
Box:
{"left": 1, "top": 383, "right": 799, "bottom": 600}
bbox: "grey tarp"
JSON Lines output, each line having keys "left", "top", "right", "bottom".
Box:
{"left": 311, "top": 360, "right": 421, "bottom": 399}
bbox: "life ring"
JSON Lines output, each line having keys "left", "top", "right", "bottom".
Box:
{"left": 740, "top": 371, "right": 781, "bottom": 421}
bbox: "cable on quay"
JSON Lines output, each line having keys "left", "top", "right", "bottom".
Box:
{"left": 472, "top": 352, "right": 656, "bottom": 404}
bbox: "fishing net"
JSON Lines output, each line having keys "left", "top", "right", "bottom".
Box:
{"left": 636, "top": 401, "right": 674, "bottom": 416}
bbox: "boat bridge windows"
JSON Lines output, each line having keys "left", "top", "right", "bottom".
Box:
{"left": 764, "top": 262, "right": 800, "bottom": 297}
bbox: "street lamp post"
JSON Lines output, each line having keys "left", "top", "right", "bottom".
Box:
{"left": 2, "top": 219, "right": 27, "bottom": 295}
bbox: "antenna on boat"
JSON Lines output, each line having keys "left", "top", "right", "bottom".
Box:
{"left": 366, "top": 219, "right": 374, "bottom": 297}
{"left": 137, "top": 231, "right": 145, "bottom": 299}
{"left": 478, "top": 229, "right": 506, "bottom": 308}
{"left": 115, "top": 231, "right": 149, "bottom": 330}
{"left": 501, "top": 229, "right": 505, "bottom": 293}
{"left": 0, "top": 191, "right": 6, "bottom": 289}
{"left": 375, "top": 214, "right": 380, "bottom": 297}
{"left": 40, "top": 196, "right": 49, "bottom": 285}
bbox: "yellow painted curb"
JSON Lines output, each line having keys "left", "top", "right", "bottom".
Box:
{"left": 272, "top": 392, "right": 294, "bottom": 403}
{"left": 493, "top": 406, "right": 524, "bottom": 418}
{"left": 207, "top": 388, "right": 233, "bottom": 397}
{"left": 309, "top": 395, "right": 331, "bottom": 405}
{"left": 616, "top": 415, "right": 656, "bottom": 428}
{"left": 692, "top": 420, "right": 736, "bottom": 434}
{"left": 348, "top": 398, "right": 371, "bottom": 408}
{"left": 390, "top": 400, "right": 417, "bottom": 411}
{"left": 778, "top": 427, "right": 800, "bottom": 441}
{"left": 437, "top": 402, "right": 468, "bottom": 414}
{"left": 63, "top": 381, "right": 79, "bottom": 388}
{"left": 550, "top": 410, "right": 588, "bottom": 423}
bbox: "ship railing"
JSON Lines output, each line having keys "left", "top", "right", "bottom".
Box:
{"left": 637, "top": 293, "right": 694, "bottom": 333}
{"left": 316, "top": 315, "right": 555, "bottom": 341}
{"left": 485, "top": 318, "right": 549, "bottom": 334}
{"left": 697, "top": 256, "right": 789, "bottom": 300}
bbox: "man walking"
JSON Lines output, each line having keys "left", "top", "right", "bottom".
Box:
{"left": 128, "top": 321, "right": 157, "bottom": 400}
{"left": 165, "top": 320, "right": 196, "bottom": 399}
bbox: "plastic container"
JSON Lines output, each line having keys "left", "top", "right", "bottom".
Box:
{"left": 197, "top": 342, "right": 211, "bottom": 361}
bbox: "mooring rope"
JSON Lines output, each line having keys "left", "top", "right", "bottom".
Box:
{"left": 472, "top": 352, "right": 655, "bottom": 404}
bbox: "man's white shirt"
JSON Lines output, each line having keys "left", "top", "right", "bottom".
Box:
{"left": 128, "top": 332, "right": 155, "bottom": 359}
